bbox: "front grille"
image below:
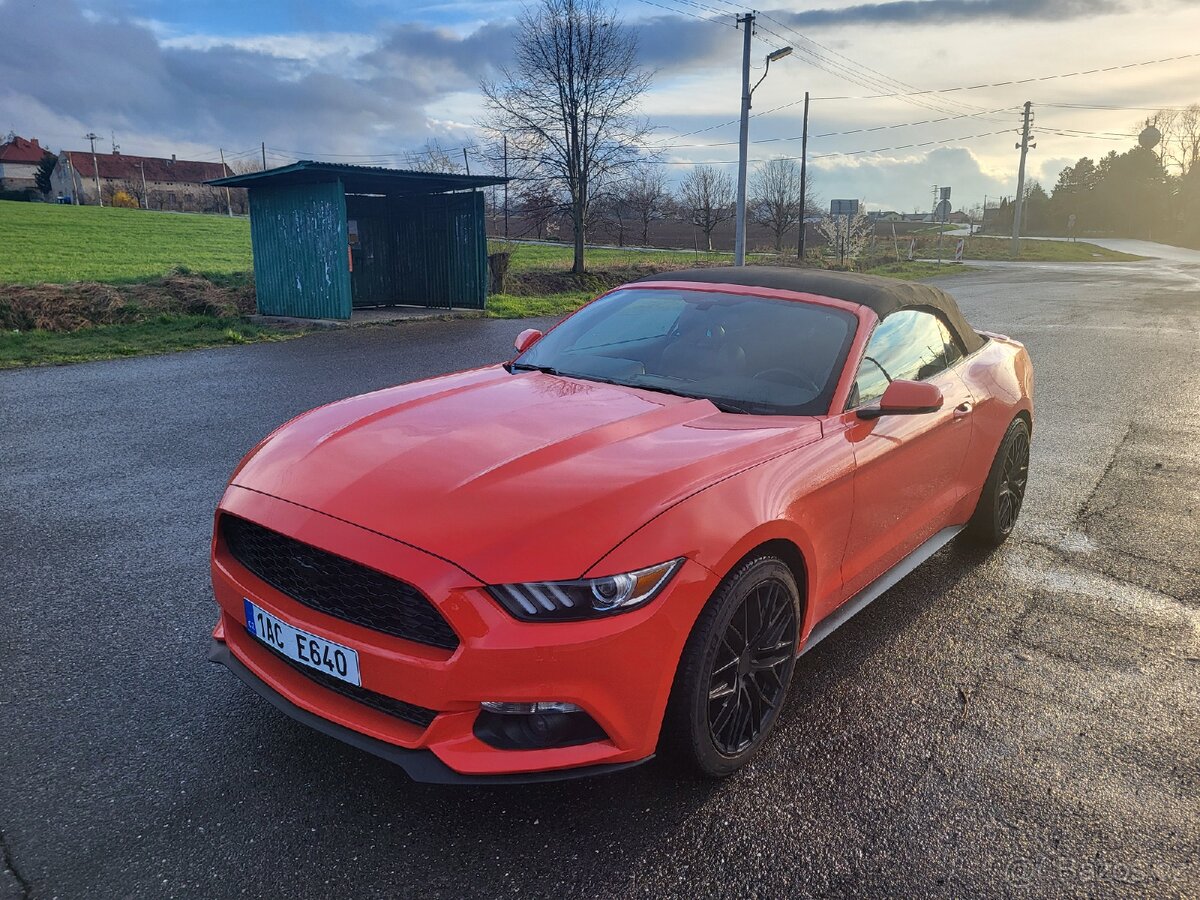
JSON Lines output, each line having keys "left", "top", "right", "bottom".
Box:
{"left": 257, "top": 639, "right": 437, "bottom": 728}
{"left": 220, "top": 514, "right": 459, "bottom": 651}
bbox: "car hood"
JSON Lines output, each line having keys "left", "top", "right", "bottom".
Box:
{"left": 232, "top": 366, "right": 822, "bottom": 583}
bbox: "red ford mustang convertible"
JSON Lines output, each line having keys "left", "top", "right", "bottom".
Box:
{"left": 209, "top": 268, "right": 1033, "bottom": 782}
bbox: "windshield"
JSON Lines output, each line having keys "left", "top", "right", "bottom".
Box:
{"left": 514, "top": 288, "right": 857, "bottom": 415}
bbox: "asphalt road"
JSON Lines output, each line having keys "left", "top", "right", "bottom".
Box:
{"left": 2, "top": 252, "right": 1198, "bottom": 899}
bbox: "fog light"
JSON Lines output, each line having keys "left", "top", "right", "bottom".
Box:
{"left": 481, "top": 700, "right": 583, "bottom": 715}
{"left": 475, "top": 702, "right": 607, "bottom": 750}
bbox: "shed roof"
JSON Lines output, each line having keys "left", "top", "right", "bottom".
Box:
{"left": 207, "top": 160, "right": 507, "bottom": 195}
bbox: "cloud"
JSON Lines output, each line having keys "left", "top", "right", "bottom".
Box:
{"left": 0, "top": 0, "right": 515, "bottom": 158}
{"left": 810, "top": 146, "right": 1010, "bottom": 212}
{"left": 771, "top": 0, "right": 1126, "bottom": 28}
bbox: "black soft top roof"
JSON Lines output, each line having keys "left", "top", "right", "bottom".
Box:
{"left": 636, "top": 266, "right": 984, "bottom": 354}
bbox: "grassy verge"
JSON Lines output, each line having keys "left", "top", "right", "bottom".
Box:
{"left": 0, "top": 314, "right": 302, "bottom": 368}
{"left": 0, "top": 201, "right": 251, "bottom": 284}
{"left": 492, "top": 240, "right": 731, "bottom": 273}
{"left": 484, "top": 244, "right": 969, "bottom": 318}
{"left": 861, "top": 260, "right": 967, "bottom": 280}
{"left": 487, "top": 291, "right": 598, "bottom": 319}
{"left": 931, "top": 235, "right": 1143, "bottom": 262}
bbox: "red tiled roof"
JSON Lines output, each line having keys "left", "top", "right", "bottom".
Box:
{"left": 63, "top": 151, "right": 229, "bottom": 183}
{"left": 0, "top": 136, "right": 49, "bottom": 164}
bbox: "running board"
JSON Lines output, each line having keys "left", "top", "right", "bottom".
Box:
{"left": 798, "top": 526, "right": 964, "bottom": 657}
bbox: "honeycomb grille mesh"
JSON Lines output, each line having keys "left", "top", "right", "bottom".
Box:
{"left": 221, "top": 514, "right": 459, "bottom": 651}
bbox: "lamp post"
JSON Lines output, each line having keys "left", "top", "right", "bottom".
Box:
{"left": 733, "top": 25, "right": 792, "bottom": 267}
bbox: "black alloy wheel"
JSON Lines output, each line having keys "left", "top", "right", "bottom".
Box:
{"left": 662, "top": 556, "right": 801, "bottom": 778}
{"left": 707, "top": 579, "right": 798, "bottom": 755}
{"left": 995, "top": 426, "right": 1030, "bottom": 534}
{"left": 966, "top": 417, "right": 1032, "bottom": 546}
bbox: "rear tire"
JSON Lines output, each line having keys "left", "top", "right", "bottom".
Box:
{"left": 660, "top": 556, "right": 800, "bottom": 778}
{"left": 965, "top": 417, "right": 1031, "bottom": 546}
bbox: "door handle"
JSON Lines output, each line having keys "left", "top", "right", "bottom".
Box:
{"left": 953, "top": 401, "right": 973, "bottom": 418}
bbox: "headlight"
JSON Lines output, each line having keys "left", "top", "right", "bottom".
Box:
{"left": 486, "top": 559, "right": 683, "bottom": 621}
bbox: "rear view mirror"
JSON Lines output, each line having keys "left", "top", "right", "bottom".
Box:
{"left": 514, "top": 328, "right": 543, "bottom": 353}
{"left": 856, "top": 379, "right": 944, "bottom": 420}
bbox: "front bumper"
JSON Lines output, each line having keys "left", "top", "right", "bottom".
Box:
{"left": 206, "top": 639, "right": 651, "bottom": 783}
{"left": 209, "top": 486, "right": 715, "bottom": 780}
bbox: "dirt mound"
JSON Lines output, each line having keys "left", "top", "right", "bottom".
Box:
{"left": 0, "top": 274, "right": 256, "bottom": 332}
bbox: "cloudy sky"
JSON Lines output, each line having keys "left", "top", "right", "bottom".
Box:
{"left": 2, "top": 0, "right": 1198, "bottom": 212}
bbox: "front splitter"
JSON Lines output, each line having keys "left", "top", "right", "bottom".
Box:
{"left": 206, "top": 638, "right": 652, "bottom": 785}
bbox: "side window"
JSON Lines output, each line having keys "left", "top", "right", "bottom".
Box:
{"left": 850, "top": 310, "right": 950, "bottom": 408}
{"left": 938, "top": 318, "right": 964, "bottom": 366}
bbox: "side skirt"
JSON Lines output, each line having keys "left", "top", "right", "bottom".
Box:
{"left": 798, "top": 525, "right": 964, "bottom": 657}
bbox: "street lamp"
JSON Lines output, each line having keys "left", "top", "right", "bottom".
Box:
{"left": 734, "top": 36, "right": 793, "bottom": 266}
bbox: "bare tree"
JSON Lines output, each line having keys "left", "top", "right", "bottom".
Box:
{"left": 592, "top": 189, "right": 630, "bottom": 246}
{"left": 817, "top": 205, "right": 872, "bottom": 267}
{"left": 750, "top": 158, "right": 811, "bottom": 253}
{"left": 621, "top": 165, "right": 669, "bottom": 245}
{"left": 680, "top": 165, "right": 735, "bottom": 251}
{"left": 481, "top": 0, "right": 652, "bottom": 273}
{"left": 1157, "top": 105, "right": 1200, "bottom": 176}
{"left": 514, "top": 184, "right": 564, "bottom": 240}
{"left": 406, "top": 139, "right": 464, "bottom": 174}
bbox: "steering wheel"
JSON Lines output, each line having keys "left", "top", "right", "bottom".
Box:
{"left": 754, "top": 368, "right": 821, "bottom": 395}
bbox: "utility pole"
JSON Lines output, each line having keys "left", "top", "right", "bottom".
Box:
{"left": 218, "top": 148, "right": 233, "bottom": 216}
{"left": 261, "top": 142, "right": 267, "bottom": 171}
{"left": 936, "top": 186, "right": 950, "bottom": 264}
{"left": 1011, "top": 101, "right": 1035, "bottom": 256}
{"left": 84, "top": 132, "right": 102, "bottom": 206}
{"left": 733, "top": 12, "right": 754, "bottom": 267}
{"left": 796, "top": 91, "right": 810, "bottom": 259}
{"left": 67, "top": 156, "right": 79, "bottom": 205}
{"left": 503, "top": 135, "right": 509, "bottom": 241}
{"left": 138, "top": 160, "right": 148, "bottom": 208}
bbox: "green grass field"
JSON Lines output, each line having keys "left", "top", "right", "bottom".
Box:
{"left": 0, "top": 201, "right": 252, "bottom": 284}
{"left": 491, "top": 240, "right": 732, "bottom": 273}
{"left": 0, "top": 314, "right": 302, "bottom": 369}
{"left": 963, "top": 236, "right": 1143, "bottom": 262}
{"left": 0, "top": 201, "right": 1125, "bottom": 365}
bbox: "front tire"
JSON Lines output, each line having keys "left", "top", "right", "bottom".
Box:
{"left": 661, "top": 557, "right": 800, "bottom": 778}
{"left": 965, "top": 417, "right": 1031, "bottom": 545}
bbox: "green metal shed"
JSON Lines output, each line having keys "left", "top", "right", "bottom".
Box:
{"left": 208, "top": 161, "right": 508, "bottom": 320}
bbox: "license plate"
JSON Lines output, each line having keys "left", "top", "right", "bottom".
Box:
{"left": 243, "top": 599, "right": 361, "bottom": 686}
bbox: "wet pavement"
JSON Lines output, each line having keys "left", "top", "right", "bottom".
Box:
{"left": 2, "top": 250, "right": 1198, "bottom": 899}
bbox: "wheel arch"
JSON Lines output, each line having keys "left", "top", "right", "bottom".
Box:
{"left": 703, "top": 525, "right": 816, "bottom": 637}
{"left": 1015, "top": 408, "right": 1032, "bottom": 435}
{"left": 728, "top": 537, "right": 808, "bottom": 608}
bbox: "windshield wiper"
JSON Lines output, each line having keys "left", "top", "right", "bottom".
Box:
{"left": 626, "top": 381, "right": 754, "bottom": 414}
{"left": 509, "top": 362, "right": 561, "bottom": 376}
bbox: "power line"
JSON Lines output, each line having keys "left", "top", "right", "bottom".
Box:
{"left": 265, "top": 145, "right": 476, "bottom": 160}
{"left": 803, "top": 50, "right": 1200, "bottom": 102}
{"left": 654, "top": 48, "right": 1200, "bottom": 141}
{"left": 648, "top": 105, "right": 1018, "bottom": 149}
{"left": 1036, "top": 126, "right": 1135, "bottom": 140}
{"left": 754, "top": 12, "right": 998, "bottom": 122}
{"left": 633, "top": 0, "right": 738, "bottom": 30}
{"left": 634, "top": 128, "right": 1018, "bottom": 164}
{"left": 1040, "top": 101, "right": 1192, "bottom": 111}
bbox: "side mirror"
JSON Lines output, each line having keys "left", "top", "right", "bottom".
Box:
{"left": 856, "top": 379, "right": 943, "bottom": 420}
{"left": 514, "top": 328, "right": 543, "bottom": 354}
